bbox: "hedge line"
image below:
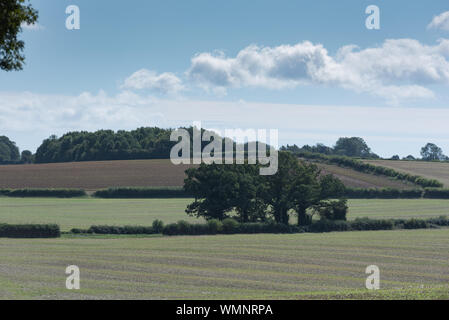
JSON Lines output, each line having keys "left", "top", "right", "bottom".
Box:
{"left": 73, "top": 216, "right": 449, "bottom": 236}
{"left": 0, "top": 188, "right": 86, "bottom": 198}
{"left": 93, "top": 187, "right": 191, "bottom": 198}
{"left": 0, "top": 223, "right": 60, "bottom": 238}
{"left": 298, "top": 152, "right": 443, "bottom": 188}
{"left": 344, "top": 187, "right": 449, "bottom": 199}
{"left": 423, "top": 188, "right": 449, "bottom": 199}
{"left": 91, "top": 186, "right": 449, "bottom": 199}
{"left": 344, "top": 187, "right": 423, "bottom": 199}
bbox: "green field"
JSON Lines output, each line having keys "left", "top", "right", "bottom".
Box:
{"left": 1, "top": 229, "right": 449, "bottom": 299}
{"left": 1, "top": 198, "right": 449, "bottom": 231}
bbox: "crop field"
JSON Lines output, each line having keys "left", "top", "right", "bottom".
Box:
{"left": 0, "top": 158, "right": 423, "bottom": 192}
{"left": 364, "top": 160, "right": 449, "bottom": 187}
{"left": 315, "top": 162, "right": 415, "bottom": 189}
{"left": 0, "top": 160, "right": 192, "bottom": 191}
{"left": 1, "top": 229, "right": 449, "bottom": 299}
{"left": 1, "top": 198, "right": 449, "bottom": 231}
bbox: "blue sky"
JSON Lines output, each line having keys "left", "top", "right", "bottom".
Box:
{"left": 1, "top": 0, "right": 449, "bottom": 157}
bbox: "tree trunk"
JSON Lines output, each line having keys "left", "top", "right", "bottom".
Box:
{"left": 297, "top": 208, "right": 310, "bottom": 226}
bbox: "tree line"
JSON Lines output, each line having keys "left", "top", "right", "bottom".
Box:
{"left": 1, "top": 130, "right": 448, "bottom": 165}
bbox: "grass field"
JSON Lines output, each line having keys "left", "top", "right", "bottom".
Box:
{"left": 364, "top": 159, "right": 449, "bottom": 187}
{"left": 1, "top": 198, "right": 449, "bottom": 231}
{"left": 1, "top": 229, "right": 449, "bottom": 299}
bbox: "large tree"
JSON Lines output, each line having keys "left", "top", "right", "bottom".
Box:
{"left": 0, "top": 0, "right": 38, "bottom": 71}
{"left": 184, "top": 163, "right": 267, "bottom": 222}
{"left": 420, "top": 143, "right": 447, "bottom": 161}
{"left": 0, "top": 136, "right": 20, "bottom": 162}
{"left": 334, "top": 137, "right": 375, "bottom": 158}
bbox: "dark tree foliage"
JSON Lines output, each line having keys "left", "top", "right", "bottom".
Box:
{"left": 280, "top": 137, "right": 379, "bottom": 159}
{"left": 420, "top": 143, "right": 447, "bottom": 161}
{"left": 184, "top": 151, "right": 347, "bottom": 226}
{"left": 184, "top": 163, "right": 267, "bottom": 222}
{"left": 0, "top": 136, "right": 20, "bottom": 162}
{"left": 0, "top": 0, "right": 38, "bottom": 71}
{"left": 334, "top": 137, "right": 377, "bottom": 158}
{"left": 35, "top": 127, "right": 176, "bottom": 163}
{"left": 20, "top": 150, "right": 33, "bottom": 163}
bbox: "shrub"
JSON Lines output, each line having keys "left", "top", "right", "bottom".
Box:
{"left": 0, "top": 224, "right": 60, "bottom": 238}
{"left": 152, "top": 220, "right": 164, "bottom": 233}
{"left": 308, "top": 220, "right": 350, "bottom": 233}
{"left": 350, "top": 218, "right": 394, "bottom": 231}
{"left": 207, "top": 219, "right": 223, "bottom": 234}
{"left": 313, "top": 199, "right": 348, "bottom": 221}
{"left": 162, "top": 223, "right": 180, "bottom": 236}
{"left": 403, "top": 219, "right": 428, "bottom": 229}
{"left": 88, "top": 225, "right": 155, "bottom": 234}
{"left": 176, "top": 220, "right": 192, "bottom": 234}
{"left": 221, "top": 218, "right": 239, "bottom": 234}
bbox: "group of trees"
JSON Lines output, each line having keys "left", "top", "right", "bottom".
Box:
{"left": 35, "top": 128, "right": 176, "bottom": 163}
{"left": 184, "top": 152, "right": 347, "bottom": 226}
{"left": 282, "top": 138, "right": 449, "bottom": 162}
{"left": 281, "top": 137, "right": 380, "bottom": 159}
{"left": 0, "top": 136, "right": 33, "bottom": 164}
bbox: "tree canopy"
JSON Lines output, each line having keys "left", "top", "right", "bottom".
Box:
{"left": 420, "top": 143, "right": 447, "bottom": 161}
{"left": 0, "top": 0, "right": 38, "bottom": 71}
{"left": 184, "top": 151, "right": 347, "bottom": 226}
{"left": 0, "top": 136, "right": 20, "bottom": 162}
{"left": 281, "top": 137, "right": 379, "bottom": 159}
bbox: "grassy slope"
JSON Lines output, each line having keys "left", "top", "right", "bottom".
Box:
{"left": 1, "top": 229, "right": 449, "bottom": 299}
{"left": 1, "top": 198, "right": 449, "bottom": 231}
{"left": 364, "top": 160, "right": 449, "bottom": 187}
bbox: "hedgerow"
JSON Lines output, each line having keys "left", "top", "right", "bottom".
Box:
{"left": 93, "top": 187, "right": 190, "bottom": 198}
{"left": 0, "top": 224, "right": 60, "bottom": 238}
{"left": 0, "top": 188, "right": 86, "bottom": 198}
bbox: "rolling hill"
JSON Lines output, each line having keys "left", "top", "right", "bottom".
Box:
{"left": 364, "top": 160, "right": 449, "bottom": 188}
{"left": 0, "top": 158, "right": 423, "bottom": 191}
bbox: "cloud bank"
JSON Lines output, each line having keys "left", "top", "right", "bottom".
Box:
{"left": 187, "top": 39, "right": 449, "bottom": 104}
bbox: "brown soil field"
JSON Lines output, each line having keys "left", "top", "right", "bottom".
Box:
{"left": 0, "top": 159, "right": 192, "bottom": 191}
{"left": 0, "top": 158, "right": 419, "bottom": 191}
{"left": 311, "top": 162, "right": 416, "bottom": 189}
{"left": 364, "top": 160, "right": 449, "bottom": 187}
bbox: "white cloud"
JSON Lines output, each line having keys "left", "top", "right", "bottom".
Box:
{"left": 21, "top": 22, "right": 44, "bottom": 31}
{"left": 428, "top": 11, "right": 449, "bottom": 31}
{"left": 187, "top": 39, "right": 449, "bottom": 104}
{"left": 122, "top": 69, "right": 184, "bottom": 94}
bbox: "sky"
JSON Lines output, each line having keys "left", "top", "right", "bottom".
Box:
{"left": 1, "top": 0, "right": 449, "bottom": 158}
